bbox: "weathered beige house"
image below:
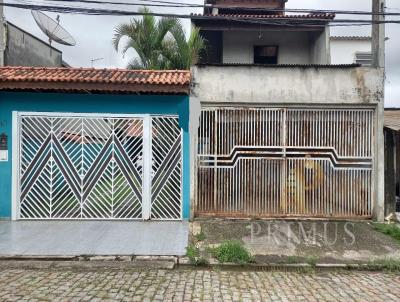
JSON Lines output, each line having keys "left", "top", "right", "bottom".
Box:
{"left": 190, "top": 0, "right": 386, "bottom": 220}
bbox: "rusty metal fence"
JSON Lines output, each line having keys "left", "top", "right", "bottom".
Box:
{"left": 196, "top": 108, "right": 374, "bottom": 218}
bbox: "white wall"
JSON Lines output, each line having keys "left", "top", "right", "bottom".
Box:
{"left": 330, "top": 39, "right": 371, "bottom": 65}
{"left": 223, "top": 30, "right": 313, "bottom": 64}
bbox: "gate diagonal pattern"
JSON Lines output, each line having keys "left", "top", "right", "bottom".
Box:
{"left": 197, "top": 108, "right": 374, "bottom": 218}
{"left": 151, "top": 117, "right": 182, "bottom": 220}
{"left": 19, "top": 116, "right": 144, "bottom": 219}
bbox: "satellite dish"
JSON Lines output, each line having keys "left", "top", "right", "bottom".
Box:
{"left": 31, "top": 10, "right": 76, "bottom": 46}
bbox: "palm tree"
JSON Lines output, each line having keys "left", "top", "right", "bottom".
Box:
{"left": 113, "top": 7, "right": 205, "bottom": 70}
{"left": 162, "top": 20, "right": 205, "bottom": 70}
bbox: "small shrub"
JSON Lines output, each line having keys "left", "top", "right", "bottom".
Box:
{"left": 212, "top": 240, "right": 253, "bottom": 264}
{"left": 186, "top": 245, "right": 209, "bottom": 266}
{"left": 373, "top": 223, "right": 400, "bottom": 242}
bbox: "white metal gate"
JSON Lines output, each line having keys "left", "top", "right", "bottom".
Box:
{"left": 197, "top": 108, "right": 374, "bottom": 218}
{"left": 16, "top": 113, "right": 182, "bottom": 220}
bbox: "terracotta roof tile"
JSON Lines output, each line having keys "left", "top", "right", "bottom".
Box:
{"left": 0, "top": 66, "right": 191, "bottom": 95}
{"left": 191, "top": 13, "right": 335, "bottom": 20}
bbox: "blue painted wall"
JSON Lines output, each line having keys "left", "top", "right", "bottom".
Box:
{"left": 0, "top": 92, "right": 190, "bottom": 219}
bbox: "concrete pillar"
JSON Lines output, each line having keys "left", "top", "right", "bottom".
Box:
{"left": 189, "top": 68, "right": 202, "bottom": 220}
{"left": 372, "top": 0, "right": 386, "bottom": 221}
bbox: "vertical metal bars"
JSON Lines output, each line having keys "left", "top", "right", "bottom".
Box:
{"left": 150, "top": 116, "right": 183, "bottom": 220}
{"left": 18, "top": 113, "right": 183, "bottom": 220}
{"left": 196, "top": 108, "right": 374, "bottom": 218}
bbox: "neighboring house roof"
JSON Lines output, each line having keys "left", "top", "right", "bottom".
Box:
{"left": 191, "top": 13, "right": 335, "bottom": 20}
{"left": 385, "top": 109, "right": 400, "bottom": 132}
{"left": 6, "top": 21, "right": 62, "bottom": 54}
{"left": 0, "top": 67, "right": 191, "bottom": 95}
{"left": 331, "top": 36, "right": 372, "bottom": 41}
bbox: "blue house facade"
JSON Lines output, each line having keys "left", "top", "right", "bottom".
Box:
{"left": 0, "top": 67, "right": 191, "bottom": 220}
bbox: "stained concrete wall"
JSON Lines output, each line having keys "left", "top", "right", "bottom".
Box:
{"left": 222, "top": 28, "right": 330, "bottom": 65}
{"left": 190, "top": 65, "right": 385, "bottom": 221}
{"left": 191, "top": 65, "right": 384, "bottom": 104}
{"left": 4, "top": 23, "right": 62, "bottom": 67}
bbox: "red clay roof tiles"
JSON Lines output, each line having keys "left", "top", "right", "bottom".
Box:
{"left": 191, "top": 13, "right": 335, "bottom": 20}
{"left": 0, "top": 67, "right": 191, "bottom": 95}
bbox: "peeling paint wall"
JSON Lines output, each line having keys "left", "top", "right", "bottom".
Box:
{"left": 191, "top": 66, "right": 384, "bottom": 105}
{"left": 191, "top": 65, "right": 385, "bottom": 220}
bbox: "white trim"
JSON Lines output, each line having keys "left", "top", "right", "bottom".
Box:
{"left": 11, "top": 111, "right": 20, "bottom": 221}
{"left": 142, "top": 115, "right": 152, "bottom": 220}
{"left": 180, "top": 128, "right": 183, "bottom": 220}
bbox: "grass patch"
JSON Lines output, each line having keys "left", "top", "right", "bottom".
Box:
{"left": 194, "top": 231, "right": 206, "bottom": 242}
{"left": 373, "top": 223, "right": 400, "bottom": 243}
{"left": 212, "top": 240, "right": 253, "bottom": 264}
{"left": 305, "top": 256, "right": 318, "bottom": 267}
{"left": 186, "top": 245, "right": 209, "bottom": 266}
{"left": 352, "top": 258, "right": 400, "bottom": 272}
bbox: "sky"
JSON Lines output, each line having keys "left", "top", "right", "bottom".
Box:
{"left": 3, "top": 0, "right": 400, "bottom": 107}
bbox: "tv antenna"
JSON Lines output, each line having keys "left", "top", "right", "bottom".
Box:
{"left": 91, "top": 57, "right": 104, "bottom": 67}
{"left": 31, "top": 10, "right": 76, "bottom": 46}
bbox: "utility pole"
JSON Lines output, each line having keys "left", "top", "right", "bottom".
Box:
{"left": 0, "top": 0, "right": 5, "bottom": 66}
{"left": 372, "top": 0, "right": 386, "bottom": 221}
{"left": 372, "top": 0, "right": 385, "bottom": 68}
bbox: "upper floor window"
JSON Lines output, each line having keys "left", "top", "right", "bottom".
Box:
{"left": 254, "top": 45, "right": 278, "bottom": 64}
{"left": 355, "top": 52, "right": 372, "bottom": 66}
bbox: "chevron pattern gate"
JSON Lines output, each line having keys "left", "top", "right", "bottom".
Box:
{"left": 197, "top": 108, "right": 374, "bottom": 218}
{"left": 16, "top": 113, "right": 182, "bottom": 220}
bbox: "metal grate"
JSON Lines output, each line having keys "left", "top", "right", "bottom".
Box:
{"left": 197, "top": 108, "right": 374, "bottom": 218}
{"left": 151, "top": 117, "right": 183, "bottom": 220}
{"left": 17, "top": 113, "right": 182, "bottom": 220}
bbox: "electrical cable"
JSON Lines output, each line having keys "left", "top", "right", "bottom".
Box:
{"left": 1, "top": 1, "right": 398, "bottom": 28}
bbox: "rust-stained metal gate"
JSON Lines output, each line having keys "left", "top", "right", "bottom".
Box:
{"left": 196, "top": 108, "right": 374, "bottom": 218}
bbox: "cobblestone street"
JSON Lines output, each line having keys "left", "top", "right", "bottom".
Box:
{"left": 0, "top": 267, "right": 400, "bottom": 301}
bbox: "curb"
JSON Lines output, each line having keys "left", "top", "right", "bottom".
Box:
{"left": 0, "top": 256, "right": 398, "bottom": 272}
{"left": 176, "top": 258, "right": 399, "bottom": 272}
{"left": 0, "top": 256, "right": 179, "bottom": 270}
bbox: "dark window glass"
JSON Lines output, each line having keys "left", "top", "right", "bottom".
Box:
{"left": 254, "top": 46, "right": 278, "bottom": 64}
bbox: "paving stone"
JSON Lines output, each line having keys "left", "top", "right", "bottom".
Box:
{"left": 0, "top": 267, "right": 399, "bottom": 301}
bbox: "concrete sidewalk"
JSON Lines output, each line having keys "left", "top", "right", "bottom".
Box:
{"left": 0, "top": 221, "right": 189, "bottom": 256}
{"left": 192, "top": 220, "right": 400, "bottom": 264}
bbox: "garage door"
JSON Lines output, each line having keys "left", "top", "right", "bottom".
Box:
{"left": 16, "top": 113, "right": 182, "bottom": 220}
{"left": 197, "top": 108, "right": 374, "bottom": 218}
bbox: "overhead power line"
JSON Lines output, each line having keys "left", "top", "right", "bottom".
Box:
{"left": 33, "top": 0, "right": 400, "bottom": 16}
{"left": 1, "top": 1, "right": 399, "bottom": 28}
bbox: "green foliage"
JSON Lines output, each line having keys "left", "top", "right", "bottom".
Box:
{"left": 113, "top": 7, "right": 205, "bottom": 70}
{"left": 305, "top": 256, "right": 318, "bottom": 267}
{"left": 353, "top": 259, "right": 400, "bottom": 272}
{"left": 373, "top": 223, "right": 400, "bottom": 242}
{"left": 195, "top": 231, "right": 206, "bottom": 242}
{"left": 186, "top": 245, "right": 209, "bottom": 266}
{"left": 212, "top": 240, "right": 253, "bottom": 264}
